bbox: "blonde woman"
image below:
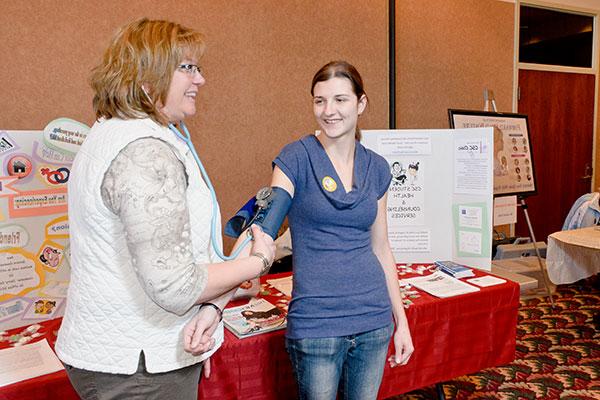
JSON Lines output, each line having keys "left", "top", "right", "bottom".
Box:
{"left": 56, "top": 18, "right": 274, "bottom": 400}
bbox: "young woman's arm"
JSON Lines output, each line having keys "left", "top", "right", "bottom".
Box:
{"left": 270, "top": 165, "right": 295, "bottom": 197}
{"left": 371, "top": 192, "right": 414, "bottom": 367}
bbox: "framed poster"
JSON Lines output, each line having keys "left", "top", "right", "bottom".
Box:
{"left": 448, "top": 109, "right": 537, "bottom": 198}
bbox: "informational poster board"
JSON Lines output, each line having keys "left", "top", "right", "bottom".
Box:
{"left": 0, "top": 119, "right": 88, "bottom": 331}
{"left": 448, "top": 110, "right": 537, "bottom": 198}
{"left": 362, "top": 128, "right": 494, "bottom": 270}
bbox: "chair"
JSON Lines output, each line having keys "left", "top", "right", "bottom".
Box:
{"left": 562, "top": 192, "right": 600, "bottom": 230}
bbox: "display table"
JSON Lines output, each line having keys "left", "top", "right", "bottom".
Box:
{"left": 546, "top": 226, "right": 600, "bottom": 284}
{"left": 0, "top": 267, "right": 519, "bottom": 400}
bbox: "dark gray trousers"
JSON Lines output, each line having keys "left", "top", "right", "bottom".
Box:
{"left": 64, "top": 352, "right": 203, "bottom": 400}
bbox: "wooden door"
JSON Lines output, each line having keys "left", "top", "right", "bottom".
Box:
{"left": 517, "top": 69, "right": 595, "bottom": 241}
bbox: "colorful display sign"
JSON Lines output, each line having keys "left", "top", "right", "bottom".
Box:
{"left": 0, "top": 118, "right": 88, "bottom": 330}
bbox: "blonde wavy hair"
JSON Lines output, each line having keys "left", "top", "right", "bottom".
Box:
{"left": 91, "top": 18, "right": 205, "bottom": 125}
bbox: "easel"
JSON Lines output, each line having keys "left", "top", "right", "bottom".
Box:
{"left": 485, "top": 89, "right": 555, "bottom": 308}
{"left": 517, "top": 196, "right": 555, "bottom": 307}
{"left": 483, "top": 88, "right": 498, "bottom": 112}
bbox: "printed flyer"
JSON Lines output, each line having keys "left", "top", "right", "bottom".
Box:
{"left": 449, "top": 110, "right": 536, "bottom": 197}
{"left": 362, "top": 128, "right": 493, "bottom": 270}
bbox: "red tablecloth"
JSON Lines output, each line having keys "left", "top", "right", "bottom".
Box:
{"left": 0, "top": 268, "right": 519, "bottom": 400}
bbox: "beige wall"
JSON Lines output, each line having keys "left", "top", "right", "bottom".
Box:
{"left": 12, "top": 1, "right": 598, "bottom": 248}
{"left": 0, "top": 1, "right": 388, "bottom": 248}
{"left": 395, "top": 0, "right": 515, "bottom": 128}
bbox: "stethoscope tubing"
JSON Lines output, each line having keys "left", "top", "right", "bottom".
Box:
{"left": 168, "top": 121, "right": 252, "bottom": 261}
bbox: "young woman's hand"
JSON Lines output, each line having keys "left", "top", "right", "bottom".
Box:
{"left": 388, "top": 323, "right": 414, "bottom": 368}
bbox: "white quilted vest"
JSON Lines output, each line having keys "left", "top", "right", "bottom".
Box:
{"left": 55, "top": 118, "right": 224, "bottom": 374}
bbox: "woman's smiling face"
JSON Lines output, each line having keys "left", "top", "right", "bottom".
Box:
{"left": 312, "top": 77, "right": 366, "bottom": 141}
{"left": 160, "top": 59, "right": 206, "bottom": 122}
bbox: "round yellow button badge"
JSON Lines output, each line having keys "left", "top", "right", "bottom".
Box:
{"left": 322, "top": 176, "right": 337, "bottom": 192}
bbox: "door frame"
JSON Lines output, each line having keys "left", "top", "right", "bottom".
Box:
{"left": 512, "top": 0, "right": 599, "bottom": 190}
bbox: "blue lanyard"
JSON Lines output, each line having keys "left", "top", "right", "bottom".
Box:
{"left": 168, "top": 121, "right": 251, "bottom": 260}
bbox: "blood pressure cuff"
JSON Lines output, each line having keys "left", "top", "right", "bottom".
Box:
{"left": 224, "top": 187, "right": 292, "bottom": 240}
{"left": 224, "top": 196, "right": 256, "bottom": 239}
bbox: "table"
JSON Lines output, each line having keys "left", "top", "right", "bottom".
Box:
{"left": 0, "top": 268, "right": 519, "bottom": 400}
{"left": 546, "top": 226, "right": 600, "bottom": 284}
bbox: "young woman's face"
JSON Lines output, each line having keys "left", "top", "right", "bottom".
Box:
{"left": 312, "top": 77, "right": 366, "bottom": 140}
{"left": 161, "top": 59, "right": 206, "bottom": 122}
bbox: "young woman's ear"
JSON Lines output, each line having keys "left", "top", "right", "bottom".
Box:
{"left": 358, "top": 94, "right": 367, "bottom": 115}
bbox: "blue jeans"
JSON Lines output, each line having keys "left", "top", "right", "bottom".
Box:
{"left": 285, "top": 323, "right": 394, "bottom": 400}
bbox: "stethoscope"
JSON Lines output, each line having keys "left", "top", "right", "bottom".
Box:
{"left": 168, "top": 121, "right": 252, "bottom": 260}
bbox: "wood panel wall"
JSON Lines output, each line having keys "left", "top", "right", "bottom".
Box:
{"left": 2, "top": 1, "right": 534, "bottom": 249}
{"left": 0, "top": 0, "right": 388, "bottom": 248}
{"left": 396, "top": 0, "right": 515, "bottom": 128}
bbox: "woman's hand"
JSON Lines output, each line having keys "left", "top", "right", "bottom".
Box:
{"left": 183, "top": 306, "right": 220, "bottom": 356}
{"left": 249, "top": 225, "right": 276, "bottom": 269}
{"left": 388, "top": 322, "right": 414, "bottom": 368}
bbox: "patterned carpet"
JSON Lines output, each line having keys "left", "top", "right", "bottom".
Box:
{"left": 388, "top": 277, "right": 600, "bottom": 400}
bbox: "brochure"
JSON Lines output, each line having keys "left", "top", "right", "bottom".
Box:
{"left": 402, "top": 271, "right": 480, "bottom": 298}
{"left": 223, "top": 298, "right": 287, "bottom": 339}
{"left": 0, "top": 339, "right": 64, "bottom": 387}
{"left": 434, "top": 260, "right": 475, "bottom": 279}
{"left": 467, "top": 275, "right": 507, "bottom": 287}
{"left": 266, "top": 275, "right": 293, "bottom": 297}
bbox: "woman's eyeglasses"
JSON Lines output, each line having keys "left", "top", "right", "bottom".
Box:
{"left": 177, "top": 64, "right": 203, "bottom": 76}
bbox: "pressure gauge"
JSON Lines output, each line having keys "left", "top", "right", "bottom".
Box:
{"left": 255, "top": 187, "right": 273, "bottom": 209}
